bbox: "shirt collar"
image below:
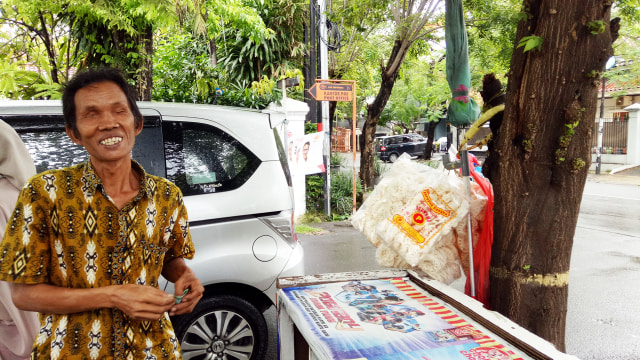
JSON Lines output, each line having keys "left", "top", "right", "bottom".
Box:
{"left": 81, "top": 159, "right": 150, "bottom": 198}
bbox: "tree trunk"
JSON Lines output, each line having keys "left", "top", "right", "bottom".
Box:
{"left": 209, "top": 39, "right": 218, "bottom": 67}
{"left": 37, "top": 11, "right": 60, "bottom": 84}
{"left": 486, "top": 1, "right": 618, "bottom": 350}
{"left": 423, "top": 119, "right": 439, "bottom": 160}
{"left": 136, "top": 25, "right": 153, "bottom": 101}
{"left": 360, "top": 39, "right": 410, "bottom": 189}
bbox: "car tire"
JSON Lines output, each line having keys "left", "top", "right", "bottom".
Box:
{"left": 388, "top": 153, "right": 399, "bottom": 163}
{"left": 173, "top": 294, "right": 269, "bottom": 360}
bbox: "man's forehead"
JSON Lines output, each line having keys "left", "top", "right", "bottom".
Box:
{"left": 75, "top": 81, "right": 128, "bottom": 106}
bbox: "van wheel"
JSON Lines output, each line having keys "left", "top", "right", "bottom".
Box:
{"left": 388, "top": 153, "right": 399, "bottom": 163}
{"left": 173, "top": 295, "right": 268, "bottom": 360}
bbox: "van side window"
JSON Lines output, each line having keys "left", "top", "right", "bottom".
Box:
{"left": 3, "top": 115, "right": 87, "bottom": 173}
{"left": 163, "top": 121, "right": 260, "bottom": 195}
{"left": 5, "top": 115, "right": 165, "bottom": 176}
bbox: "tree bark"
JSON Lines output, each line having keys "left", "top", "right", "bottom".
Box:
{"left": 422, "top": 119, "right": 439, "bottom": 160}
{"left": 209, "top": 39, "right": 218, "bottom": 67}
{"left": 486, "top": 0, "right": 617, "bottom": 350}
{"left": 136, "top": 25, "right": 153, "bottom": 101}
{"left": 37, "top": 11, "right": 60, "bottom": 84}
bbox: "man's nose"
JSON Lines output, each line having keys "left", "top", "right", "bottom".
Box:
{"left": 98, "top": 113, "right": 120, "bottom": 130}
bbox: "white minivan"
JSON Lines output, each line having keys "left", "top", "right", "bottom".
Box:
{"left": 1, "top": 100, "right": 304, "bottom": 360}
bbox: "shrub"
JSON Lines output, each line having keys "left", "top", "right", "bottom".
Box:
{"left": 330, "top": 172, "right": 363, "bottom": 220}
{"left": 305, "top": 122, "right": 318, "bottom": 134}
{"left": 373, "top": 155, "right": 386, "bottom": 177}
{"left": 305, "top": 175, "right": 324, "bottom": 213}
{"left": 305, "top": 172, "right": 363, "bottom": 221}
{"left": 330, "top": 152, "right": 345, "bottom": 167}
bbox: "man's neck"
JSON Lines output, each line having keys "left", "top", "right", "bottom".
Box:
{"left": 90, "top": 157, "right": 140, "bottom": 208}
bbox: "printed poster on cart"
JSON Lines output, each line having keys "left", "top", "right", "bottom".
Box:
{"left": 280, "top": 278, "right": 530, "bottom": 360}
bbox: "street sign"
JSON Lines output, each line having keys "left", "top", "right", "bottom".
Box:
{"left": 308, "top": 82, "right": 354, "bottom": 101}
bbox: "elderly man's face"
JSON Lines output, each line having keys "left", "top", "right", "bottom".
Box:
{"left": 66, "top": 81, "right": 141, "bottom": 164}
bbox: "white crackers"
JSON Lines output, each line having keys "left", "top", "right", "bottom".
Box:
{"left": 352, "top": 154, "right": 487, "bottom": 284}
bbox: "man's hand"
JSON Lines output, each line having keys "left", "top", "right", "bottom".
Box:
{"left": 169, "top": 267, "right": 204, "bottom": 316}
{"left": 162, "top": 257, "right": 204, "bottom": 316}
{"left": 113, "top": 284, "right": 175, "bottom": 321}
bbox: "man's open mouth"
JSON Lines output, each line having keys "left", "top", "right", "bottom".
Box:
{"left": 100, "top": 137, "right": 122, "bottom": 146}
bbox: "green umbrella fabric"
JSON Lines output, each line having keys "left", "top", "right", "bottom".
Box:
{"left": 446, "top": 0, "right": 480, "bottom": 127}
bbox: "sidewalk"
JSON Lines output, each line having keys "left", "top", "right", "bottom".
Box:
{"left": 587, "top": 165, "right": 640, "bottom": 185}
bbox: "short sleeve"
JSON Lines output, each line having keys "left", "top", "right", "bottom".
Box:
{"left": 0, "top": 178, "right": 51, "bottom": 284}
{"left": 163, "top": 186, "right": 195, "bottom": 263}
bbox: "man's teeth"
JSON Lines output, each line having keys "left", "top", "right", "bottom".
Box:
{"left": 100, "top": 137, "right": 122, "bottom": 146}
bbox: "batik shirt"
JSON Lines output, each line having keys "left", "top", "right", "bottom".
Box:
{"left": 0, "top": 160, "right": 195, "bottom": 360}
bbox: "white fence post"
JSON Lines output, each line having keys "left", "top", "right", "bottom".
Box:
{"left": 625, "top": 103, "right": 640, "bottom": 165}
{"left": 265, "top": 98, "right": 310, "bottom": 219}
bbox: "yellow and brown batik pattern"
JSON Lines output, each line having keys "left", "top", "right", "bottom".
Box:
{"left": 0, "top": 160, "right": 194, "bottom": 359}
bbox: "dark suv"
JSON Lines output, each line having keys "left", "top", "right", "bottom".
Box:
{"left": 374, "top": 134, "right": 427, "bottom": 162}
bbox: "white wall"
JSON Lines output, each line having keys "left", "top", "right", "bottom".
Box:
{"left": 265, "top": 98, "right": 309, "bottom": 219}
{"left": 590, "top": 103, "right": 640, "bottom": 172}
{"left": 625, "top": 103, "right": 640, "bottom": 165}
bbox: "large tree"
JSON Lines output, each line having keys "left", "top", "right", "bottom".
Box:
{"left": 359, "top": 0, "right": 443, "bottom": 188}
{"left": 0, "top": 0, "right": 81, "bottom": 98}
{"left": 68, "top": 0, "right": 176, "bottom": 100}
{"left": 484, "top": 0, "right": 619, "bottom": 350}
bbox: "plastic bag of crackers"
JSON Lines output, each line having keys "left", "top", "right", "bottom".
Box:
{"left": 352, "top": 153, "right": 488, "bottom": 284}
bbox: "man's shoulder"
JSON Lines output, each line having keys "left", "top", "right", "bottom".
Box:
{"left": 145, "top": 173, "right": 175, "bottom": 186}
{"left": 32, "top": 163, "right": 85, "bottom": 180}
{"left": 144, "top": 174, "right": 182, "bottom": 194}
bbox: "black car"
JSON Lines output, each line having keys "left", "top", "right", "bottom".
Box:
{"left": 374, "top": 134, "right": 427, "bottom": 162}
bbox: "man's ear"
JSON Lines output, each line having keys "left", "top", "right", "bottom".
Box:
{"left": 135, "top": 117, "right": 144, "bottom": 135}
{"left": 66, "top": 126, "right": 83, "bottom": 146}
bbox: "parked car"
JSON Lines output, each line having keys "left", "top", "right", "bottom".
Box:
{"left": 374, "top": 134, "right": 427, "bottom": 162}
{"left": 1, "top": 100, "right": 304, "bottom": 360}
{"left": 435, "top": 136, "right": 448, "bottom": 152}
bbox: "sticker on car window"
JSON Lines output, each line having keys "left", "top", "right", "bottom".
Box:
{"left": 186, "top": 172, "right": 217, "bottom": 185}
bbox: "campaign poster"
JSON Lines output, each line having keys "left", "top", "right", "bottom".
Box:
{"left": 287, "top": 131, "right": 325, "bottom": 175}
{"left": 280, "top": 278, "right": 530, "bottom": 360}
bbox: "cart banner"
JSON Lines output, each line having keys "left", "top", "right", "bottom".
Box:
{"left": 280, "top": 278, "right": 529, "bottom": 360}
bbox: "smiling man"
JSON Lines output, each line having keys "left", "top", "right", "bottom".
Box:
{"left": 0, "top": 67, "right": 203, "bottom": 359}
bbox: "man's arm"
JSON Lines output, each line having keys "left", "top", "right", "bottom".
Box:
{"left": 11, "top": 282, "right": 175, "bottom": 321}
{"left": 162, "top": 257, "right": 204, "bottom": 316}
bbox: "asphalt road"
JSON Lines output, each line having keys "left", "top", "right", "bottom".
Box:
{"left": 264, "top": 171, "right": 640, "bottom": 360}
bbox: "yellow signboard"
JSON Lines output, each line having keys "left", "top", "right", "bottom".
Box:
{"left": 308, "top": 83, "right": 354, "bottom": 102}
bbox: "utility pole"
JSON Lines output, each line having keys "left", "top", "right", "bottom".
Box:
{"left": 318, "top": 0, "right": 331, "bottom": 217}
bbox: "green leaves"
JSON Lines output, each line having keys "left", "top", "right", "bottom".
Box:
{"left": 517, "top": 35, "right": 543, "bottom": 52}
{"left": 587, "top": 20, "right": 606, "bottom": 35}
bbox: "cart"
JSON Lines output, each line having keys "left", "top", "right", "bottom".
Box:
{"left": 277, "top": 269, "right": 578, "bottom": 360}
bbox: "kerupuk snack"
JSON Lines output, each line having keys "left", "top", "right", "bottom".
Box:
{"left": 352, "top": 153, "right": 488, "bottom": 284}
{"left": 453, "top": 181, "right": 488, "bottom": 276}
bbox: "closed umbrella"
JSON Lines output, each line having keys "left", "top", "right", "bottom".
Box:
{"left": 445, "top": 0, "right": 480, "bottom": 300}
{"left": 446, "top": 0, "right": 480, "bottom": 127}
